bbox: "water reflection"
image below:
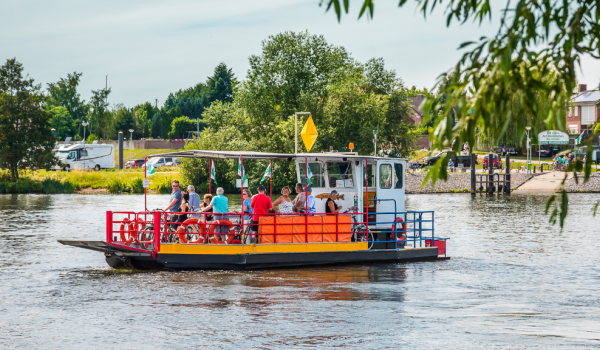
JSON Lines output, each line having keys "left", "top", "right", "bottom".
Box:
{"left": 1, "top": 193, "right": 600, "bottom": 348}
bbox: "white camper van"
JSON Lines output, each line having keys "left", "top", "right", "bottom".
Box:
{"left": 54, "top": 142, "right": 115, "bottom": 171}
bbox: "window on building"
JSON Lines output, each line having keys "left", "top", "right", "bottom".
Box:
{"left": 574, "top": 106, "right": 578, "bottom": 117}
{"left": 568, "top": 125, "right": 578, "bottom": 134}
{"left": 581, "top": 105, "right": 595, "bottom": 125}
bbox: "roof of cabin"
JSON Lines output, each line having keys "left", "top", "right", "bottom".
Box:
{"left": 147, "top": 150, "right": 400, "bottom": 161}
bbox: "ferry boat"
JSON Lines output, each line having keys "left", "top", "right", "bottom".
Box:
{"left": 59, "top": 150, "right": 448, "bottom": 269}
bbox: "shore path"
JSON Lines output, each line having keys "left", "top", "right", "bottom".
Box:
{"left": 513, "top": 172, "right": 573, "bottom": 193}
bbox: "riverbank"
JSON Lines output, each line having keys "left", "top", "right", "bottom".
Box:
{"left": 0, "top": 169, "right": 181, "bottom": 194}
{"left": 405, "top": 173, "right": 533, "bottom": 193}
{"left": 564, "top": 173, "right": 600, "bottom": 192}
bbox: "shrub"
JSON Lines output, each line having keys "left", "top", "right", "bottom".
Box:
{"left": 41, "top": 179, "right": 75, "bottom": 194}
{"left": 129, "top": 178, "right": 144, "bottom": 193}
{"left": 107, "top": 178, "right": 124, "bottom": 193}
{"left": 151, "top": 176, "right": 172, "bottom": 194}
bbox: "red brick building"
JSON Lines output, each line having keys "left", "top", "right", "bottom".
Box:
{"left": 567, "top": 84, "right": 600, "bottom": 134}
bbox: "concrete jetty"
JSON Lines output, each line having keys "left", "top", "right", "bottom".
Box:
{"left": 512, "top": 172, "right": 574, "bottom": 194}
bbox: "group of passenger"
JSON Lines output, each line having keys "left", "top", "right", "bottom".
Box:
{"left": 164, "top": 179, "right": 344, "bottom": 225}
{"left": 554, "top": 153, "right": 575, "bottom": 170}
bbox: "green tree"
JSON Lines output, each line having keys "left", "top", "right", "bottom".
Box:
{"left": 207, "top": 62, "right": 236, "bottom": 103}
{"left": 0, "top": 58, "right": 57, "bottom": 180}
{"left": 161, "top": 106, "right": 183, "bottom": 139}
{"left": 46, "top": 72, "right": 88, "bottom": 138}
{"left": 48, "top": 106, "right": 78, "bottom": 140}
{"left": 321, "top": 0, "right": 593, "bottom": 226}
{"left": 151, "top": 110, "right": 162, "bottom": 138}
{"left": 168, "top": 116, "right": 203, "bottom": 140}
{"left": 113, "top": 106, "right": 136, "bottom": 136}
{"left": 133, "top": 102, "right": 156, "bottom": 138}
{"left": 240, "top": 31, "right": 352, "bottom": 124}
{"left": 87, "top": 87, "right": 111, "bottom": 139}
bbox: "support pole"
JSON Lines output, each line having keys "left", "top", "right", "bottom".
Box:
{"left": 488, "top": 151, "right": 494, "bottom": 194}
{"left": 208, "top": 158, "right": 212, "bottom": 194}
{"left": 305, "top": 157, "right": 308, "bottom": 243}
{"left": 505, "top": 153, "right": 511, "bottom": 194}
{"left": 240, "top": 155, "right": 245, "bottom": 244}
{"left": 270, "top": 159, "right": 273, "bottom": 200}
{"left": 470, "top": 153, "right": 476, "bottom": 195}
{"left": 144, "top": 156, "right": 147, "bottom": 211}
{"left": 118, "top": 132, "right": 124, "bottom": 170}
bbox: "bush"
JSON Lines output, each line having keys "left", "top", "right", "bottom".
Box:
{"left": 41, "top": 178, "right": 75, "bottom": 194}
{"left": 150, "top": 176, "right": 172, "bottom": 194}
{"left": 129, "top": 178, "right": 144, "bottom": 193}
{"left": 107, "top": 178, "right": 125, "bottom": 193}
{"left": 87, "top": 133, "right": 99, "bottom": 143}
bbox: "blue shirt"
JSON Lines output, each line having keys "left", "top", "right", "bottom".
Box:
{"left": 188, "top": 191, "right": 201, "bottom": 217}
{"left": 306, "top": 194, "right": 316, "bottom": 214}
{"left": 169, "top": 189, "right": 182, "bottom": 212}
{"left": 210, "top": 194, "right": 229, "bottom": 214}
{"left": 243, "top": 198, "right": 253, "bottom": 221}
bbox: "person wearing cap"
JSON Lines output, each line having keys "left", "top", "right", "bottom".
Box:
{"left": 305, "top": 186, "right": 316, "bottom": 214}
{"left": 325, "top": 190, "right": 343, "bottom": 214}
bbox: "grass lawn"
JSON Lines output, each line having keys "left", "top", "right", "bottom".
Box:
{"left": 115, "top": 149, "right": 183, "bottom": 165}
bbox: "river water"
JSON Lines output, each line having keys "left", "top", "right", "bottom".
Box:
{"left": 0, "top": 193, "right": 599, "bottom": 349}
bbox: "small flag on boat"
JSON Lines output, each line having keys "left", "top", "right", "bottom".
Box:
{"left": 238, "top": 156, "right": 247, "bottom": 184}
{"left": 210, "top": 159, "right": 217, "bottom": 185}
{"left": 576, "top": 132, "right": 584, "bottom": 145}
{"left": 306, "top": 163, "right": 313, "bottom": 186}
{"left": 146, "top": 163, "right": 155, "bottom": 177}
{"left": 260, "top": 163, "right": 272, "bottom": 183}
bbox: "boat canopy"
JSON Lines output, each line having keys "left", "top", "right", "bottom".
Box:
{"left": 146, "top": 150, "right": 392, "bottom": 161}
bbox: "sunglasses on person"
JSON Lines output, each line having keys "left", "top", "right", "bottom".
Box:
{"left": 172, "top": 184, "right": 179, "bottom": 188}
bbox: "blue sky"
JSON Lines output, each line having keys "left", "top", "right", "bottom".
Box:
{"left": 2, "top": 0, "right": 599, "bottom": 107}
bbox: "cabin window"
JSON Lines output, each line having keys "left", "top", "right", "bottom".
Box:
{"left": 394, "top": 163, "right": 403, "bottom": 189}
{"left": 80, "top": 150, "right": 88, "bottom": 157}
{"left": 365, "top": 164, "right": 375, "bottom": 187}
{"left": 379, "top": 164, "right": 392, "bottom": 189}
{"left": 68, "top": 151, "right": 77, "bottom": 160}
{"left": 327, "top": 162, "right": 354, "bottom": 188}
{"left": 299, "top": 162, "right": 325, "bottom": 188}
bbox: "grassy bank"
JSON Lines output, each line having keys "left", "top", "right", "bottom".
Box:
{"left": 0, "top": 169, "right": 184, "bottom": 194}
{"left": 114, "top": 148, "right": 182, "bottom": 165}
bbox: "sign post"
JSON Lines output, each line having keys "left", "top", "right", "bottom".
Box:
{"left": 538, "top": 131, "right": 569, "bottom": 145}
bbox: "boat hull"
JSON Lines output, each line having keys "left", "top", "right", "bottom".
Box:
{"left": 156, "top": 247, "right": 440, "bottom": 270}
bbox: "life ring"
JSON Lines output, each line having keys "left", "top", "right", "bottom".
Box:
{"left": 119, "top": 218, "right": 137, "bottom": 246}
{"left": 393, "top": 217, "right": 407, "bottom": 241}
{"left": 208, "top": 219, "right": 236, "bottom": 244}
{"left": 177, "top": 218, "right": 207, "bottom": 244}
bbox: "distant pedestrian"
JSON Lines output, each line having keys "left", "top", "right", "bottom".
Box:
{"left": 583, "top": 155, "right": 587, "bottom": 168}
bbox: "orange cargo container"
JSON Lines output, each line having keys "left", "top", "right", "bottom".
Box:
{"left": 307, "top": 216, "right": 323, "bottom": 243}
{"left": 258, "top": 216, "right": 275, "bottom": 244}
{"left": 292, "top": 216, "right": 306, "bottom": 243}
{"left": 275, "top": 216, "right": 294, "bottom": 243}
{"left": 322, "top": 215, "right": 352, "bottom": 242}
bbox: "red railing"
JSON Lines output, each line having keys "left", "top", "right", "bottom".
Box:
{"left": 105, "top": 209, "right": 371, "bottom": 253}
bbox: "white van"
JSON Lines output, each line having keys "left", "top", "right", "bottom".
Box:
{"left": 54, "top": 143, "right": 115, "bottom": 171}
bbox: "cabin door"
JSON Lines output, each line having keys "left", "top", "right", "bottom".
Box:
{"left": 376, "top": 159, "right": 398, "bottom": 229}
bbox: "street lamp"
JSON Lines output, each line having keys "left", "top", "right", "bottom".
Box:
{"left": 526, "top": 126, "right": 532, "bottom": 175}
{"left": 129, "top": 129, "right": 134, "bottom": 162}
{"left": 82, "top": 121, "right": 88, "bottom": 169}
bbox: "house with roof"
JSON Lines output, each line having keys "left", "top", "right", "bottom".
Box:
{"left": 567, "top": 84, "right": 600, "bottom": 134}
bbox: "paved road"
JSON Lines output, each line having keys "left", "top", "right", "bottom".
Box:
{"left": 512, "top": 171, "right": 573, "bottom": 193}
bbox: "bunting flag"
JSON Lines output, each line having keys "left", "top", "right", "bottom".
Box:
{"left": 238, "top": 156, "right": 247, "bottom": 184}
{"left": 306, "top": 164, "right": 313, "bottom": 186}
{"left": 576, "top": 132, "right": 584, "bottom": 145}
{"left": 210, "top": 159, "right": 217, "bottom": 185}
{"left": 260, "top": 163, "right": 272, "bottom": 183}
{"left": 146, "top": 163, "right": 155, "bottom": 177}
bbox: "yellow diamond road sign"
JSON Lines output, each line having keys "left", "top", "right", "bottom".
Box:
{"left": 300, "top": 116, "right": 318, "bottom": 153}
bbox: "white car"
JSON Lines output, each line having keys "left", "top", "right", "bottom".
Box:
{"left": 143, "top": 157, "right": 175, "bottom": 169}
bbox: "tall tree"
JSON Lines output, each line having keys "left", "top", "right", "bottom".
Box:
{"left": 0, "top": 58, "right": 56, "bottom": 180}
{"left": 133, "top": 102, "right": 156, "bottom": 139}
{"left": 48, "top": 106, "right": 78, "bottom": 140}
{"left": 207, "top": 62, "right": 236, "bottom": 103}
{"left": 240, "top": 31, "right": 352, "bottom": 123}
{"left": 46, "top": 71, "right": 87, "bottom": 137}
{"left": 87, "top": 87, "right": 111, "bottom": 139}
{"left": 113, "top": 106, "right": 136, "bottom": 136}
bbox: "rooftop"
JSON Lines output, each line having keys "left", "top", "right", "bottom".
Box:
{"left": 573, "top": 90, "right": 600, "bottom": 103}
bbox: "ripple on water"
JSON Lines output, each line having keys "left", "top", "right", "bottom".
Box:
{"left": 0, "top": 193, "right": 599, "bottom": 348}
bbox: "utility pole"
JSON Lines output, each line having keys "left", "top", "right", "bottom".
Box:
{"left": 373, "top": 130, "right": 378, "bottom": 156}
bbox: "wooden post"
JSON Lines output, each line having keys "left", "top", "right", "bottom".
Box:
{"left": 488, "top": 151, "right": 494, "bottom": 194}
{"left": 471, "top": 153, "right": 476, "bottom": 195}
{"left": 505, "top": 153, "right": 511, "bottom": 194}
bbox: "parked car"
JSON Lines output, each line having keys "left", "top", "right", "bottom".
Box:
{"left": 423, "top": 150, "right": 475, "bottom": 167}
{"left": 142, "top": 157, "right": 175, "bottom": 169}
{"left": 165, "top": 158, "right": 181, "bottom": 167}
{"left": 495, "top": 145, "right": 520, "bottom": 156}
{"left": 482, "top": 153, "right": 502, "bottom": 169}
{"left": 125, "top": 159, "right": 145, "bottom": 169}
{"left": 536, "top": 145, "right": 560, "bottom": 157}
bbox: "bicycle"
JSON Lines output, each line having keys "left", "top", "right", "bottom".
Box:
{"left": 342, "top": 207, "right": 374, "bottom": 249}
